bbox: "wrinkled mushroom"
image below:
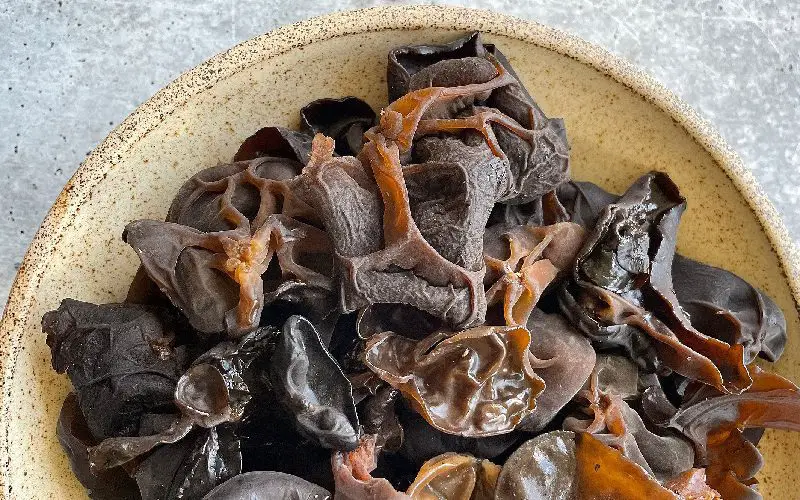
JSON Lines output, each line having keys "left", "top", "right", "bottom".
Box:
{"left": 560, "top": 172, "right": 751, "bottom": 394}
{"left": 55, "top": 393, "right": 140, "bottom": 500}
{"left": 88, "top": 327, "right": 276, "bottom": 469}
{"left": 484, "top": 222, "right": 585, "bottom": 326}
{"left": 364, "top": 325, "right": 544, "bottom": 437}
{"left": 125, "top": 213, "right": 333, "bottom": 337}
{"left": 271, "top": 315, "right": 360, "bottom": 450}
{"left": 44, "top": 300, "right": 186, "bottom": 440}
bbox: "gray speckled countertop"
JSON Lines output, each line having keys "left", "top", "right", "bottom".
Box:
{"left": 1, "top": 1, "right": 798, "bottom": 307}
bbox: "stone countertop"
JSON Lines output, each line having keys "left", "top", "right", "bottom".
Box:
{"left": 1, "top": 0, "right": 798, "bottom": 306}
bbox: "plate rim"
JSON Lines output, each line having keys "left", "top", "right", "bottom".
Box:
{"left": 2, "top": 4, "right": 798, "bottom": 495}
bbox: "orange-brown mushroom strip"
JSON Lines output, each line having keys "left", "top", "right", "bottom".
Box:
{"left": 669, "top": 366, "right": 800, "bottom": 499}
{"left": 201, "top": 216, "right": 332, "bottom": 334}
{"left": 416, "top": 109, "right": 535, "bottom": 160}
{"left": 377, "top": 54, "right": 515, "bottom": 152}
{"left": 580, "top": 284, "right": 751, "bottom": 394}
{"left": 331, "top": 435, "right": 410, "bottom": 500}
{"left": 573, "top": 432, "right": 679, "bottom": 499}
{"left": 484, "top": 222, "right": 585, "bottom": 326}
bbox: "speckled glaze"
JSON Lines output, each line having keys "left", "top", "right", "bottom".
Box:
{"left": 1, "top": 6, "right": 798, "bottom": 499}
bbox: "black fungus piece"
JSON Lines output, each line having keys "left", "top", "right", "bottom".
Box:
{"left": 342, "top": 264, "right": 479, "bottom": 330}
{"left": 233, "top": 126, "right": 313, "bottom": 163}
{"left": 484, "top": 41, "right": 571, "bottom": 204}
{"left": 44, "top": 299, "right": 185, "bottom": 440}
{"left": 355, "top": 304, "right": 445, "bottom": 341}
{"left": 484, "top": 106, "right": 569, "bottom": 205}
{"left": 235, "top": 391, "right": 337, "bottom": 491}
{"left": 555, "top": 180, "right": 786, "bottom": 366}
{"left": 364, "top": 324, "right": 543, "bottom": 437}
{"left": 167, "top": 157, "right": 311, "bottom": 234}
{"left": 396, "top": 403, "right": 521, "bottom": 468}
{"left": 358, "top": 385, "right": 403, "bottom": 453}
{"left": 88, "top": 416, "right": 196, "bottom": 471}
{"left": 124, "top": 214, "right": 333, "bottom": 337}
{"left": 407, "top": 135, "right": 510, "bottom": 271}
{"left": 494, "top": 431, "right": 577, "bottom": 500}
{"left": 175, "top": 326, "right": 279, "bottom": 427}
{"left": 87, "top": 328, "right": 277, "bottom": 471}
{"left": 639, "top": 373, "right": 681, "bottom": 426}
{"left": 295, "top": 152, "right": 399, "bottom": 320}
{"left": 487, "top": 190, "right": 569, "bottom": 228}
{"left": 202, "top": 471, "right": 331, "bottom": 500}
{"left": 292, "top": 150, "right": 384, "bottom": 258}
{"left": 388, "top": 32, "right": 569, "bottom": 204}
{"left": 559, "top": 172, "right": 751, "bottom": 394}
{"left": 124, "top": 222, "right": 238, "bottom": 335}
{"left": 517, "top": 310, "right": 596, "bottom": 432}
{"left": 428, "top": 37, "right": 574, "bottom": 206}
{"left": 328, "top": 312, "right": 368, "bottom": 374}
{"left": 481, "top": 41, "right": 545, "bottom": 130}
{"left": 271, "top": 315, "right": 359, "bottom": 450}
{"left": 556, "top": 180, "right": 621, "bottom": 228}
{"left": 387, "top": 31, "right": 489, "bottom": 103}
{"left": 574, "top": 172, "right": 683, "bottom": 294}
{"left": 56, "top": 393, "right": 140, "bottom": 500}
{"left": 672, "top": 254, "right": 787, "bottom": 364}
{"left": 299, "top": 136, "right": 486, "bottom": 330}
{"left": 594, "top": 354, "right": 641, "bottom": 400}
{"left": 260, "top": 282, "right": 341, "bottom": 346}
{"left": 131, "top": 149, "right": 330, "bottom": 338}
{"left": 133, "top": 425, "right": 241, "bottom": 500}
{"left": 300, "top": 97, "right": 377, "bottom": 156}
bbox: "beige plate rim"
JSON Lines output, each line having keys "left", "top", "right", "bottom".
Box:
{"left": 2, "top": 4, "right": 798, "bottom": 493}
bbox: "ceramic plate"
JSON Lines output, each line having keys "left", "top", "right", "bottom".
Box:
{"left": 1, "top": 6, "right": 798, "bottom": 498}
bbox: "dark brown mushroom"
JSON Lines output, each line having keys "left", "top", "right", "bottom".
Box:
{"left": 363, "top": 325, "right": 544, "bottom": 437}
{"left": 202, "top": 471, "right": 331, "bottom": 500}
